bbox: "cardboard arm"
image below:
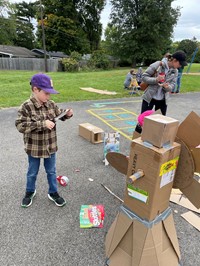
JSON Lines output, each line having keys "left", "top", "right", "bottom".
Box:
{"left": 127, "top": 169, "right": 144, "bottom": 184}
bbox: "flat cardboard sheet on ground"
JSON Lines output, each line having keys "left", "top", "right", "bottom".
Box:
{"left": 80, "top": 87, "right": 117, "bottom": 95}
{"left": 181, "top": 211, "right": 200, "bottom": 231}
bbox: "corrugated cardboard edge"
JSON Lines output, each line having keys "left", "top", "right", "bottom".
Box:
{"left": 180, "top": 179, "right": 200, "bottom": 209}
{"left": 181, "top": 211, "right": 200, "bottom": 231}
{"left": 162, "top": 213, "right": 181, "bottom": 260}
{"left": 105, "top": 212, "right": 133, "bottom": 258}
{"left": 177, "top": 111, "right": 200, "bottom": 149}
{"left": 170, "top": 194, "right": 200, "bottom": 213}
{"left": 132, "top": 220, "right": 160, "bottom": 265}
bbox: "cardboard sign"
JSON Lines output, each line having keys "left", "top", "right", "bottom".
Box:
{"left": 103, "top": 132, "right": 120, "bottom": 165}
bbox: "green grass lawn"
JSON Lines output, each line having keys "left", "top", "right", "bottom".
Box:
{"left": 0, "top": 64, "right": 200, "bottom": 108}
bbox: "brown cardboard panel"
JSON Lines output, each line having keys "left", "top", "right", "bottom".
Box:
{"left": 79, "top": 123, "right": 104, "bottom": 143}
{"left": 170, "top": 194, "right": 200, "bottom": 213}
{"left": 108, "top": 247, "right": 132, "bottom": 266}
{"left": 80, "top": 87, "right": 117, "bottom": 95}
{"left": 119, "top": 223, "right": 133, "bottom": 257}
{"left": 132, "top": 131, "right": 141, "bottom": 140}
{"left": 105, "top": 215, "right": 118, "bottom": 256}
{"left": 106, "top": 209, "right": 180, "bottom": 266}
{"left": 124, "top": 139, "right": 181, "bottom": 220}
{"left": 133, "top": 221, "right": 160, "bottom": 266}
{"left": 191, "top": 148, "right": 200, "bottom": 173}
{"left": 132, "top": 220, "right": 150, "bottom": 265}
{"left": 171, "top": 188, "right": 182, "bottom": 195}
{"left": 151, "top": 223, "right": 162, "bottom": 256}
{"left": 180, "top": 179, "right": 200, "bottom": 209}
{"left": 106, "top": 152, "right": 128, "bottom": 175}
{"left": 177, "top": 111, "right": 200, "bottom": 148}
{"left": 161, "top": 246, "right": 180, "bottom": 266}
{"left": 141, "top": 114, "right": 179, "bottom": 148}
{"left": 79, "top": 123, "right": 91, "bottom": 140}
{"left": 181, "top": 211, "right": 200, "bottom": 231}
{"left": 162, "top": 213, "right": 180, "bottom": 259}
{"left": 105, "top": 212, "right": 132, "bottom": 258}
{"left": 173, "top": 138, "right": 194, "bottom": 189}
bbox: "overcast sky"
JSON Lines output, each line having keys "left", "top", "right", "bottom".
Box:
{"left": 10, "top": 0, "right": 200, "bottom": 42}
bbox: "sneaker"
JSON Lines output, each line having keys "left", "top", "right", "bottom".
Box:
{"left": 21, "top": 190, "right": 36, "bottom": 208}
{"left": 48, "top": 192, "right": 66, "bottom": 207}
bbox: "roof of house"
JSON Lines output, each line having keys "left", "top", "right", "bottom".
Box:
{"left": 32, "top": 49, "right": 69, "bottom": 58}
{"left": 0, "top": 45, "right": 37, "bottom": 58}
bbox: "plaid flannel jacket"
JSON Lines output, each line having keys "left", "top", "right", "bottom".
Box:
{"left": 15, "top": 97, "right": 67, "bottom": 158}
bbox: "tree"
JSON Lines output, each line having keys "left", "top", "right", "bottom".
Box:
{"left": 177, "top": 38, "right": 198, "bottom": 61}
{"left": 105, "top": 0, "right": 180, "bottom": 65}
{"left": 36, "top": 0, "right": 90, "bottom": 54}
{"left": 76, "top": 0, "right": 106, "bottom": 51}
{"left": 12, "top": 1, "right": 37, "bottom": 49}
{"left": 35, "top": 0, "right": 105, "bottom": 54}
{"left": 0, "top": 0, "right": 16, "bottom": 45}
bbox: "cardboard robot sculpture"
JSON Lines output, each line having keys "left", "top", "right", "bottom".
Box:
{"left": 105, "top": 112, "right": 200, "bottom": 266}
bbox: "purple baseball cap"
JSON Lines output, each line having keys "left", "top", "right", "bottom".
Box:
{"left": 30, "top": 73, "right": 59, "bottom": 94}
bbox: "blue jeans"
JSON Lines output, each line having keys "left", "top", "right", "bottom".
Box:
{"left": 26, "top": 153, "right": 57, "bottom": 194}
{"left": 176, "top": 72, "right": 182, "bottom": 92}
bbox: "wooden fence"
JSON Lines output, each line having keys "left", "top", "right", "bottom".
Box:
{"left": 0, "top": 58, "right": 61, "bottom": 72}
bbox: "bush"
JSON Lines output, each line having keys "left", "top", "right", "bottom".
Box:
{"left": 61, "top": 58, "right": 79, "bottom": 72}
{"left": 70, "top": 51, "right": 82, "bottom": 61}
{"left": 88, "top": 50, "right": 110, "bottom": 70}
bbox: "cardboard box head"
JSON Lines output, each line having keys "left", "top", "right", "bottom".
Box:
{"left": 141, "top": 114, "right": 179, "bottom": 148}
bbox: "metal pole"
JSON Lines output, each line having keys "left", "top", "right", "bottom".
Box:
{"left": 186, "top": 47, "right": 198, "bottom": 74}
{"left": 39, "top": 0, "right": 48, "bottom": 72}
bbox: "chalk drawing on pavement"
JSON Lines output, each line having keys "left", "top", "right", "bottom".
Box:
{"left": 87, "top": 107, "right": 138, "bottom": 140}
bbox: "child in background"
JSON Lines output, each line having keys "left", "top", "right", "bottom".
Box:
{"left": 124, "top": 69, "right": 135, "bottom": 90}
{"left": 15, "top": 73, "right": 73, "bottom": 208}
{"left": 124, "top": 69, "right": 140, "bottom": 94}
{"left": 136, "top": 67, "right": 143, "bottom": 86}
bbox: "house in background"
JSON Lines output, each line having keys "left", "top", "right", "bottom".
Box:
{"left": 0, "top": 45, "right": 37, "bottom": 58}
{"left": 0, "top": 45, "right": 69, "bottom": 59}
{"left": 31, "top": 49, "right": 69, "bottom": 59}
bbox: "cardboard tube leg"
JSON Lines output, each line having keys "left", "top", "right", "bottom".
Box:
{"left": 128, "top": 170, "right": 144, "bottom": 184}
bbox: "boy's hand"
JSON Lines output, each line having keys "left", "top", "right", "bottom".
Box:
{"left": 66, "top": 108, "right": 73, "bottom": 118}
{"left": 45, "top": 120, "right": 55, "bottom": 130}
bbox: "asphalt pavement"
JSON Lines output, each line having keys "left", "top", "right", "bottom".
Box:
{"left": 0, "top": 92, "right": 200, "bottom": 266}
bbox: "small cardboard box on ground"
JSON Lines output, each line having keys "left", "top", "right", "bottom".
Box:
{"left": 105, "top": 207, "right": 180, "bottom": 266}
{"left": 79, "top": 123, "right": 104, "bottom": 144}
{"left": 141, "top": 114, "right": 179, "bottom": 148}
{"left": 124, "top": 137, "right": 181, "bottom": 221}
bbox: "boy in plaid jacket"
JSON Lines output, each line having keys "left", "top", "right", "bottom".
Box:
{"left": 16, "top": 73, "right": 73, "bottom": 208}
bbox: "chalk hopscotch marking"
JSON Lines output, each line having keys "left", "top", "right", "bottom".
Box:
{"left": 87, "top": 107, "right": 138, "bottom": 140}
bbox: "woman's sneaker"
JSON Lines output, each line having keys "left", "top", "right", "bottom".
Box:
{"left": 21, "top": 190, "right": 36, "bottom": 208}
{"left": 48, "top": 192, "right": 66, "bottom": 207}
